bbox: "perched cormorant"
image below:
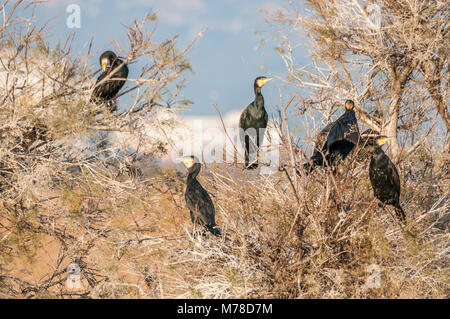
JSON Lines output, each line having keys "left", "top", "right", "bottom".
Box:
{"left": 303, "top": 99, "right": 359, "bottom": 174}
{"left": 180, "top": 156, "right": 221, "bottom": 237}
{"left": 239, "top": 76, "right": 272, "bottom": 169}
{"left": 365, "top": 136, "right": 406, "bottom": 222}
{"left": 90, "top": 51, "right": 129, "bottom": 112}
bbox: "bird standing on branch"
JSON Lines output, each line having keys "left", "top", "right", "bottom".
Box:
{"left": 365, "top": 136, "right": 407, "bottom": 222}
{"left": 303, "top": 99, "right": 360, "bottom": 174}
{"left": 90, "top": 51, "right": 129, "bottom": 112}
{"left": 239, "top": 76, "right": 272, "bottom": 169}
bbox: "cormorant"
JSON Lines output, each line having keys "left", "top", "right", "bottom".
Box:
{"left": 90, "top": 51, "right": 129, "bottom": 112}
{"left": 365, "top": 136, "right": 406, "bottom": 222}
{"left": 239, "top": 76, "right": 272, "bottom": 169}
{"left": 179, "top": 156, "right": 221, "bottom": 237}
{"left": 303, "top": 99, "right": 359, "bottom": 174}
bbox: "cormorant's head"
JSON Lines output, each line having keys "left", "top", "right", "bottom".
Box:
{"left": 178, "top": 155, "right": 201, "bottom": 177}
{"left": 375, "top": 136, "right": 388, "bottom": 147}
{"left": 361, "top": 133, "right": 388, "bottom": 152}
{"left": 345, "top": 99, "right": 355, "bottom": 110}
{"left": 99, "top": 51, "right": 117, "bottom": 72}
{"left": 179, "top": 155, "right": 197, "bottom": 169}
{"left": 255, "top": 76, "right": 272, "bottom": 88}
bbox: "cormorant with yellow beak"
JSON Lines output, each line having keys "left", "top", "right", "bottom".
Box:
{"left": 239, "top": 76, "right": 272, "bottom": 169}
{"left": 365, "top": 136, "right": 406, "bottom": 222}
{"left": 90, "top": 51, "right": 129, "bottom": 112}
{"left": 179, "top": 156, "right": 221, "bottom": 237}
{"left": 303, "top": 99, "right": 359, "bottom": 174}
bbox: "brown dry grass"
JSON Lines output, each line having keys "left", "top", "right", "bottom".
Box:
{"left": 0, "top": 1, "right": 448, "bottom": 299}
{"left": 1, "top": 152, "right": 448, "bottom": 299}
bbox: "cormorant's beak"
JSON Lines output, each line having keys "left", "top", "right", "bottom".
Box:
{"left": 177, "top": 157, "right": 194, "bottom": 168}
{"left": 345, "top": 101, "right": 355, "bottom": 110}
{"left": 377, "top": 136, "right": 389, "bottom": 146}
{"left": 101, "top": 58, "right": 109, "bottom": 72}
{"left": 261, "top": 77, "right": 273, "bottom": 86}
{"left": 257, "top": 77, "right": 273, "bottom": 87}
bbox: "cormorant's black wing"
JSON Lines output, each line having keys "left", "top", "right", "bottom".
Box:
{"left": 327, "top": 139, "right": 357, "bottom": 164}
{"left": 185, "top": 180, "right": 216, "bottom": 228}
{"left": 324, "top": 111, "right": 359, "bottom": 152}
{"left": 90, "top": 62, "right": 129, "bottom": 104}
{"left": 304, "top": 110, "right": 359, "bottom": 173}
{"left": 239, "top": 106, "right": 249, "bottom": 143}
{"left": 386, "top": 157, "right": 401, "bottom": 195}
{"left": 315, "top": 121, "right": 335, "bottom": 151}
{"left": 264, "top": 112, "right": 268, "bottom": 129}
{"left": 302, "top": 121, "right": 335, "bottom": 171}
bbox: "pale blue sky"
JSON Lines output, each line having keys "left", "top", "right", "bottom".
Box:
{"left": 30, "top": 0, "right": 309, "bottom": 118}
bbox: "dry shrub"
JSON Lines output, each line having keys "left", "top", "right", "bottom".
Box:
{"left": 1, "top": 140, "right": 447, "bottom": 298}
{"left": 0, "top": 2, "right": 448, "bottom": 299}
{"left": 0, "top": 2, "right": 199, "bottom": 298}
{"left": 161, "top": 153, "right": 448, "bottom": 298}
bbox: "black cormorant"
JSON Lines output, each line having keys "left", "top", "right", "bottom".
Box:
{"left": 365, "top": 136, "right": 406, "bottom": 222}
{"left": 90, "top": 51, "right": 129, "bottom": 112}
{"left": 180, "top": 156, "right": 221, "bottom": 237}
{"left": 239, "top": 76, "right": 272, "bottom": 169}
{"left": 303, "top": 99, "right": 359, "bottom": 174}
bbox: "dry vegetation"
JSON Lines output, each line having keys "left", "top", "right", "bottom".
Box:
{"left": 0, "top": 1, "right": 448, "bottom": 299}
{"left": 1, "top": 152, "right": 447, "bottom": 298}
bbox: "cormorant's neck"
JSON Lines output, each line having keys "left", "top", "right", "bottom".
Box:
{"left": 253, "top": 86, "right": 264, "bottom": 109}
{"left": 345, "top": 108, "right": 356, "bottom": 117}
{"left": 254, "top": 85, "right": 262, "bottom": 97}
{"left": 371, "top": 146, "right": 386, "bottom": 159}
{"left": 187, "top": 164, "right": 201, "bottom": 181}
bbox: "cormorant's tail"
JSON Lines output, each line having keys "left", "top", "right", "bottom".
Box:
{"left": 394, "top": 205, "right": 406, "bottom": 223}
{"left": 207, "top": 225, "right": 222, "bottom": 237}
